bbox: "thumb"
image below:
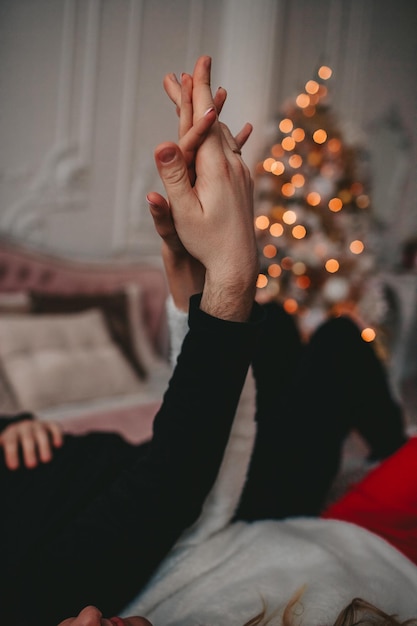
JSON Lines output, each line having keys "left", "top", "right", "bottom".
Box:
{"left": 154, "top": 142, "right": 193, "bottom": 206}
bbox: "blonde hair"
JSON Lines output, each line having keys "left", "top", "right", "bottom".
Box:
{"left": 334, "top": 598, "right": 417, "bottom": 626}
{"left": 243, "top": 589, "right": 417, "bottom": 626}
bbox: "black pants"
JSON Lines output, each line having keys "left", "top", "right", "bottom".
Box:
{"left": 235, "top": 303, "right": 407, "bottom": 521}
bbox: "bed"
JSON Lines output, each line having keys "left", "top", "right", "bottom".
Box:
{"left": 0, "top": 236, "right": 171, "bottom": 443}
{"left": 3, "top": 236, "right": 411, "bottom": 621}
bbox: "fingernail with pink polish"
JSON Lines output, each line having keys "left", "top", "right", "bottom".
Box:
{"left": 157, "top": 147, "right": 176, "bottom": 164}
{"left": 146, "top": 195, "right": 158, "bottom": 208}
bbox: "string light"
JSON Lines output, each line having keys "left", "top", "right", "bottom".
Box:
{"left": 291, "top": 173, "right": 305, "bottom": 187}
{"left": 305, "top": 80, "right": 319, "bottom": 94}
{"left": 292, "top": 261, "right": 306, "bottom": 275}
{"left": 328, "top": 197, "right": 343, "bottom": 212}
{"left": 292, "top": 225, "right": 307, "bottom": 239}
{"left": 284, "top": 298, "right": 298, "bottom": 314}
{"left": 263, "top": 244, "right": 277, "bottom": 259}
{"left": 282, "top": 182, "right": 295, "bottom": 197}
{"left": 306, "top": 191, "right": 321, "bottom": 206}
{"left": 270, "top": 223, "right": 284, "bottom": 237}
{"left": 268, "top": 263, "right": 282, "bottom": 277}
{"left": 325, "top": 259, "right": 339, "bottom": 273}
{"left": 282, "top": 136, "right": 296, "bottom": 151}
{"left": 318, "top": 65, "right": 332, "bottom": 79}
{"left": 292, "top": 128, "right": 305, "bottom": 142}
{"left": 255, "top": 215, "right": 270, "bottom": 230}
{"left": 289, "top": 154, "right": 303, "bottom": 168}
{"left": 350, "top": 240, "right": 364, "bottom": 254}
{"left": 254, "top": 62, "right": 379, "bottom": 345}
{"left": 256, "top": 274, "right": 268, "bottom": 288}
{"left": 263, "top": 158, "right": 275, "bottom": 172}
{"left": 283, "top": 210, "right": 297, "bottom": 224}
{"left": 296, "top": 93, "right": 310, "bottom": 108}
{"left": 313, "top": 129, "right": 327, "bottom": 144}
{"left": 361, "top": 327, "right": 376, "bottom": 342}
{"left": 279, "top": 118, "right": 294, "bottom": 133}
{"left": 271, "top": 161, "right": 285, "bottom": 176}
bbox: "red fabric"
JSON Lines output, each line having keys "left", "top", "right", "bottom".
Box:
{"left": 321, "top": 436, "right": 417, "bottom": 565}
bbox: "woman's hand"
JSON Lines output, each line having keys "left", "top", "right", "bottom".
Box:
{"left": 0, "top": 418, "right": 63, "bottom": 470}
{"left": 163, "top": 68, "right": 253, "bottom": 181}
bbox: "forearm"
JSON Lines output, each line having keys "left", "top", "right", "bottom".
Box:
{"left": 200, "top": 273, "right": 257, "bottom": 323}
{"left": 162, "top": 245, "right": 205, "bottom": 312}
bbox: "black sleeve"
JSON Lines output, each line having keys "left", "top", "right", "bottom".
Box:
{"left": 0, "top": 412, "right": 34, "bottom": 435}
{"left": 3, "top": 295, "right": 264, "bottom": 625}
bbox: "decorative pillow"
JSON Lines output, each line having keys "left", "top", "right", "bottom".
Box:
{"left": 30, "top": 289, "right": 148, "bottom": 378}
{"left": 124, "top": 283, "right": 170, "bottom": 376}
{"left": 0, "top": 366, "right": 20, "bottom": 414}
{"left": 0, "top": 292, "right": 31, "bottom": 314}
{"left": 0, "top": 309, "right": 144, "bottom": 411}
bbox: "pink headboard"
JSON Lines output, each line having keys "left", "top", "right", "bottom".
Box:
{"left": 0, "top": 237, "right": 168, "bottom": 355}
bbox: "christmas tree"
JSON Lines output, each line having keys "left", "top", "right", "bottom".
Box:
{"left": 254, "top": 65, "right": 385, "bottom": 344}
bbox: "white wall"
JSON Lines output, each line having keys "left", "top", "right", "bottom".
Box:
{"left": 1, "top": 0, "right": 416, "bottom": 265}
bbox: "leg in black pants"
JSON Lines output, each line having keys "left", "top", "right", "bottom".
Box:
{"left": 235, "top": 303, "right": 408, "bottom": 522}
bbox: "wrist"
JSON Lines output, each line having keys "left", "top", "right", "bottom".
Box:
{"left": 162, "top": 246, "right": 205, "bottom": 312}
{"left": 200, "top": 271, "right": 257, "bottom": 322}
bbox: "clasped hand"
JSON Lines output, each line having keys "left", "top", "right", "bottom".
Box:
{"left": 147, "top": 56, "right": 258, "bottom": 322}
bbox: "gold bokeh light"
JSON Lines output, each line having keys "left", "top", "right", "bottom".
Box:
{"left": 263, "top": 157, "right": 275, "bottom": 172}
{"left": 296, "top": 93, "right": 310, "bottom": 108}
{"left": 291, "top": 173, "right": 305, "bottom": 187}
{"left": 263, "top": 244, "right": 277, "bottom": 259}
{"left": 268, "top": 263, "right": 282, "bottom": 278}
{"left": 270, "top": 223, "right": 284, "bottom": 237}
{"left": 306, "top": 191, "right": 321, "bottom": 206}
{"left": 271, "top": 161, "right": 285, "bottom": 176}
{"left": 279, "top": 118, "right": 294, "bottom": 133}
{"left": 284, "top": 298, "right": 298, "bottom": 314}
{"left": 361, "top": 327, "right": 376, "bottom": 342}
{"left": 292, "top": 225, "right": 307, "bottom": 239}
{"left": 350, "top": 240, "right": 364, "bottom": 254}
{"left": 283, "top": 210, "right": 297, "bottom": 224}
{"left": 255, "top": 215, "right": 270, "bottom": 230}
{"left": 313, "top": 129, "right": 327, "bottom": 144}
{"left": 325, "top": 258, "right": 340, "bottom": 273}
{"left": 328, "top": 197, "right": 343, "bottom": 212}
{"left": 305, "top": 80, "right": 319, "bottom": 94}
{"left": 282, "top": 183, "right": 295, "bottom": 197}
{"left": 282, "top": 136, "right": 296, "bottom": 151}
{"left": 318, "top": 65, "right": 332, "bottom": 80}
{"left": 292, "top": 128, "right": 305, "bottom": 142}
{"left": 256, "top": 274, "right": 268, "bottom": 288}
{"left": 289, "top": 154, "right": 303, "bottom": 168}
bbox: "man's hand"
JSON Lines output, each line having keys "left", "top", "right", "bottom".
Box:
{"left": 0, "top": 419, "right": 63, "bottom": 470}
{"left": 148, "top": 56, "right": 258, "bottom": 322}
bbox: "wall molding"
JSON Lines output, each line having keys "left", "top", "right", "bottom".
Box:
{"left": 1, "top": 0, "right": 102, "bottom": 239}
